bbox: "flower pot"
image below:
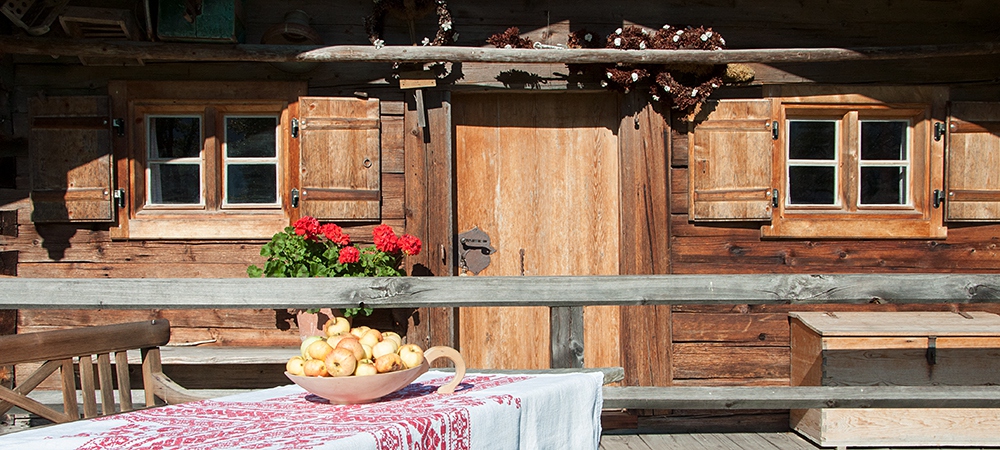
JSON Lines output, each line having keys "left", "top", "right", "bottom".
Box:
{"left": 296, "top": 308, "right": 335, "bottom": 341}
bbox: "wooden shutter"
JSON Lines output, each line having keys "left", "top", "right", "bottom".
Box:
{"left": 297, "top": 97, "right": 381, "bottom": 220}
{"left": 689, "top": 99, "right": 775, "bottom": 221}
{"left": 29, "top": 96, "right": 114, "bottom": 222}
{"left": 946, "top": 102, "right": 1000, "bottom": 221}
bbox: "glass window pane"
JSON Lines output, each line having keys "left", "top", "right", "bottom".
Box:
{"left": 227, "top": 117, "right": 277, "bottom": 158}
{"left": 227, "top": 164, "right": 277, "bottom": 204}
{"left": 860, "top": 166, "right": 906, "bottom": 205}
{"left": 150, "top": 164, "right": 200, "bottom": 204}
{"left": 150, "top": 117, "right": 201, "bottom": 159}
{"left": 789, "top": 166, "right": 836, "bottom": 205}
{"left": 788, "top": 121, "right": 836, "bottom": 160}
{"left": 861, "top": 121, "right": 907, "bottom": 160}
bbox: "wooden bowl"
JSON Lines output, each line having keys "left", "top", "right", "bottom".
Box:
{"left": 285, "top": 346, "right": 465, "bottom": 404}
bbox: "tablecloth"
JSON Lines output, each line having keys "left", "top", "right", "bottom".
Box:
{"left": 0, "top": 370, "right": 604, "bottom": 450}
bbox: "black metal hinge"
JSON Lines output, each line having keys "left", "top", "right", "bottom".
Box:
{"left": 290, "top": 118, "right": 300, "bottom": 138}
{"left": 934, "top": 122, "right": 946, "bottom": 142}
{"left": 771, "top": 121, "right": 779, "bottom": 140}
{"left": 933, "top": 189, "right": 945, "bottom": 209}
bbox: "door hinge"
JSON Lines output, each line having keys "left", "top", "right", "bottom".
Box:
{"left": 771, "top": 121, "right": 779, "bottom": 140}
{"left": 933, "top": 189, "right": 945, "bottom": 209}
{"left": 290, "top": 188, "right": 300, "bottom": 208}
{"left": 112, "top": 189, "right": 126, "bottom": 208}
{"left": 291, "top": 118, "right": 300, "bottom": 138}
{"left": 926, "top": 335, "right": 937, "bottom": 365}
{"left": 112, "top": 118, "right": 125, "bottom": 137}
{"left": 934, "top": 122, "right": 946, "bottom": 142}
{"left": 771, "top": 188, "right": 779, "bottom": 208}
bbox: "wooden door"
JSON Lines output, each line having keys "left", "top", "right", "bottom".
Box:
{"left": 454, "top": 93, "right": 621, "bottom": 369}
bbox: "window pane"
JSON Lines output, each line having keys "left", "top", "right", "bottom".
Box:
{"left": 227, "top": 117, "right": 277, "bottom": 158}
{"left": 788, "top": 121, "right": 836, "bottom": 160}
{"left": 861, "top": 121, "right": 907, "bottom": 160}
{"left": 789, "top": 166, "right": 836, "bottom": 205}
{"left": 861, "top": 166, "right": 906, "bottom": 205}
{"left": 150, "top": 164, "right": 200, "bottom": 204}
{"left": 151, "top": 117, "right": 201, "bottom": 158}
{"left": 227, "top": 164, "right": 277, "bottom": 204}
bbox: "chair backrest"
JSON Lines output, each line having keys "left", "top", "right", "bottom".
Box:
{"left": 0, "top": 320, "right": 171, "bottom": 424}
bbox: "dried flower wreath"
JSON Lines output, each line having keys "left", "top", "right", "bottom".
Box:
{"left": 487, "top": 27, "right": 534, "bottom": 49}
{"left": 365, "top": 0, "right": 456, "bottom": 48}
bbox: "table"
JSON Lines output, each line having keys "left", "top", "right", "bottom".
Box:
{"left": 0, "top": 370, "right": 604, "bottom": 449}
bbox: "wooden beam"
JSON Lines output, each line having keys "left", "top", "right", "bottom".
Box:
{"left": 1, "top": 274, "right": 999, "bottom": 309}
{"left": 602, "top": 385, "right": 1000, "bottom": 409}
{"left": 0, "top": 36, "right": 996, "bottom": 64}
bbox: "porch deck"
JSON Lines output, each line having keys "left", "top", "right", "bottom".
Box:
{"left": 600, "top": 432, "right": 1000, "bottom": 450}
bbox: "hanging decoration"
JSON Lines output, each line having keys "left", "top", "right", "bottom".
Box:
{"left": 365, "top": 0, "right": 455, "bottom": 49}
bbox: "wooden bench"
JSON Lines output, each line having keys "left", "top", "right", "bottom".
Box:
{"left": 0, "top": 320, "right": 204, "bottom": 424}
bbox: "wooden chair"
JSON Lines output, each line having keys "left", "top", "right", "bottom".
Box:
{"left": 0, "top": 319, "right": 204, "bottom": 424}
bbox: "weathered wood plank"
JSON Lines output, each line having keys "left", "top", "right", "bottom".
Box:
{"left": 602, "top": 386, "right": 1000, "bottom": 410}
{"left": 1, "top": 36, "right": 997, "bottom": 64}
{"left": 4, "top": 274, "right": 1000, "bottom": 309}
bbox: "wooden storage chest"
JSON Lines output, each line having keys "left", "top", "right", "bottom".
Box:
{"left": 789, "top": 311, "right": 1000, "bottom": 448}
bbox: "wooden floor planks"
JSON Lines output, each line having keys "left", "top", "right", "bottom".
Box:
{"left": 599, "top": 432, "right": 1000, "bottom": 450}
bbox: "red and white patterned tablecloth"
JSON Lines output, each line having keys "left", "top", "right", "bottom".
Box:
{"left": 0, "top": 371, "right": 604, "bottom": 450}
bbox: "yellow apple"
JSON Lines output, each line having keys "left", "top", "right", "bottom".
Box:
{"left": 306, "top": 339, "right": 335, "bottom": 361}
{"left": 335, "top": 336, "right": 366, "bottom": 361}
{"left": 303, "top": 358, "right": 329, "bottom": 377}
{"left": 371, "top": 339, "right": 399, "bottom": 359}
{"left": 362, "top": 343, "right": 373, "bottom": 361}
{"left": 300, "top": 335, "right": 324, "bottom": 359}
{"left": 358, "top": 328, "right": 383, "bottom": 348}
{"left": 325, "top": 333, "right": 351, "bottom": 349}
{"left": 381, "top": 331, "right": 403, "bottom": 347}
{"left": 374, "top": 352, "right": 405, "bottom": 373}
{"left": 350, "top": 326, "right": 370, "bottom": 339}
{"left": 286, "top": 356, "right": 306, "bottom": 376}
{"left": 324, "top": 347, "right": 357, "bottom": 377}
{"left": 397, "top": 344, "right": 425, "bottom": 369}
{"left": 323, "top": 316, "right": 351, "bottom": 337}
{"left": 354, "top": 360, "right": 378, "bottom": 376}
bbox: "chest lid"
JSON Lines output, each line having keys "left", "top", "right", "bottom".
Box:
{"left": 789, "top": 311, "right": 1000, "bottom": 337}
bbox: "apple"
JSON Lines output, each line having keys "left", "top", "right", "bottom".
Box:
{"left": 325, "top": 333, "right": 351, "bottom": 349}
{"left": 382, "top": 331, "right": 403, "bottom": 347}
{"left": 374, "top": 352, "right": 405, "bottom": 373}
{"left": 300, "top": 335, "right": 324, "bottom": 359}
{"left": 358, "top": 328, "right": 383, "bottom": 348}
{"left": 354, "top": 360, "right": 378, "bottom": 376}
{"left": 306, "top": 339, "right": 335, "bottom": 361}
{"left": 323, "top": 316, "right": 351, "bottom": 337}
{"left": 397, "top": 344, "right": 425, "bottom": 369}
{"left": 350, "top": 326, "right": 370, "bottom": 339}
{"left": 324, "top": 347, "right": 357, "bottom": 377}
{"left": 371, "top": 339, "right": 399, "bottom": 359}
{"left": 335, "top": 336, "right": 366, "bottom": 361}
{"left": 286, "top": 356, "right": 306, "bottom": 376}
{"left": 362, "top": 343, "right": 373, "bottom": 361}
{"left": 303, "top": 358, "right": 329, "bottom": 377}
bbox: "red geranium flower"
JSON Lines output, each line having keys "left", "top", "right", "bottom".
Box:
{"left": 399, "top": 234, "right": 422, "bottom": 256}
{"left": 293, "top": 216, "right": 320, "bottom": 237}
{"left": 373, "top": 224, "right": 400, "bottom": 254}
{"left": 319, "top": 223, "right": 350, "bottom": 246}
{"left": 338, "top": 246, "right": 360, "bottom": 264}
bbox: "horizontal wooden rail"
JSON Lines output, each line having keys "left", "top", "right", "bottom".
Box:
{"left": 0, "top": 36, "right": 996, "bottom": 65}
{"left": 601, "top": 386, "right": 1000, "bottom": 410}
{"left": 1, "top": 274, "right": 999, "bottom": 309}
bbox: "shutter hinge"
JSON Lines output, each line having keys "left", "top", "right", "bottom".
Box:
{"left": 291, "top": 188, "right": 300, "bottom": 208}
{"left": 934, "top": 122, "right": 946, "bottom": 141}
{"left": 933, "top": 189, "right": 945, "bottom": 209}
{"left": 771, "top": 121, "right": 779, "bottom": 140}
{"left": 112, "top": 118, "right": 125, "bottom": 137}
{"left": 926, "top": 336, "right": 937, "bottom": 365}
{"left": 112, "top": 189, "right": 126, "bottom": 208}
{"left": 291, "top": 118, "right": 300, "bottom": 138}
{"left": 771, "top": 188, "right": 779, "bottom": 208}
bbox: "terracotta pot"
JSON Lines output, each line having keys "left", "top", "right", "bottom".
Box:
{"left": 296, "top": 308, "right": 336, "bottom": 341}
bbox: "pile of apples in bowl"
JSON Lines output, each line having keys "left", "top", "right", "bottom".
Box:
{"left": 285, "top": 315, "right": 464, "bottom": 404}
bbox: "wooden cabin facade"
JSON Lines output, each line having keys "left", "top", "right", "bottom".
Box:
{"left": 2, "top": 0, "right": 1000, "bottom": 425}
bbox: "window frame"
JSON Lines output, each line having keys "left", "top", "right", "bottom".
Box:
{"left": 759, "top": 87, "right": 946, "bottom": 239}
{"left": 110, "top": 81, "right": 306, "bottom": 240}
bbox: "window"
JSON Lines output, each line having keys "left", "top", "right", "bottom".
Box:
{"left": 689, "top": 87, "right": 948, "bottom": 239}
